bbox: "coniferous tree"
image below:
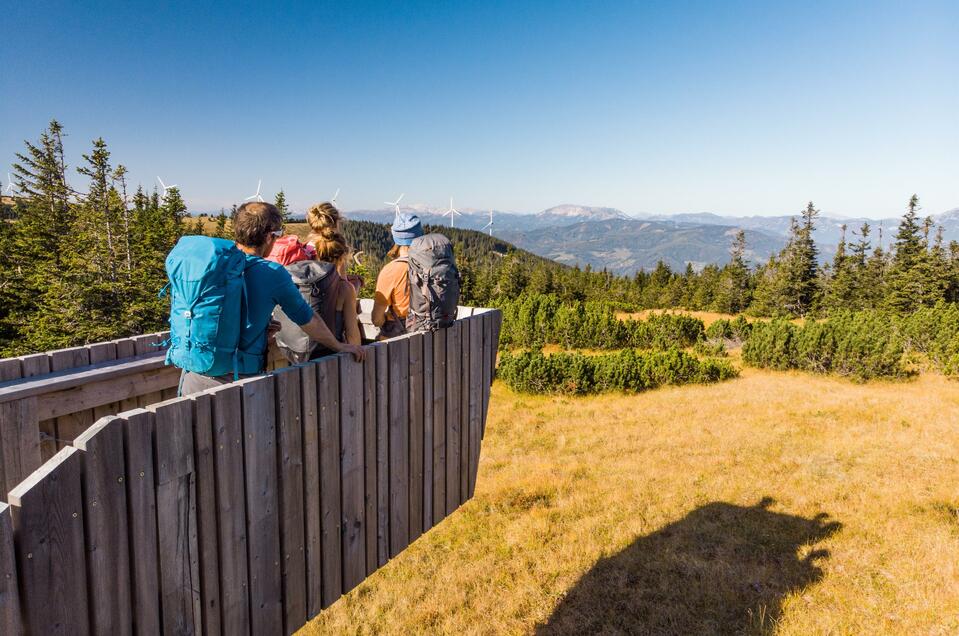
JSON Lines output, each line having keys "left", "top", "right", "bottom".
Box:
{"left": 275, "top": 189, "right": 291, "bottom": 222}
{"left": 887, "top": 195, "right": 940, "bottom": 312}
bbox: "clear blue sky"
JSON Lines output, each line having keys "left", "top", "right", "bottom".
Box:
{"left": 2, "top": 1, "right": 957, "bottom": 217}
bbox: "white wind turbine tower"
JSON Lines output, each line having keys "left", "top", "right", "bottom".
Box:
{"left": 385, "top": 193, "right": 405, "bottom": 216}
{"left": 442, "top": 197, "right": 463, "bottom": 228}
{"left": 482, "top": 208, "right": 494, "bottom": 236}
{"left": 4, "top": 173, "right": 15, "bottom": 196}
{"left": 157, "top": 176, "right": 177, "bottom": 196}
{"left": 245, "top": 179, "right": 264, "bottom": 202}
{"left": 331, "top": 188, "right": 340, "bottom": 206}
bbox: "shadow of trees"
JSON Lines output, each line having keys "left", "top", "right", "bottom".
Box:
{"left": 537, "top": 498, "right": 841, "bottom": 635}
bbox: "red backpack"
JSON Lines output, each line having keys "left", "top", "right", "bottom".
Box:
{"left": 267, "top": 235, "right": 316, "bottom": 266}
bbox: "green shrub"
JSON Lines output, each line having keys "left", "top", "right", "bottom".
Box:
{"left": 496, "top": 294, "right": 706, "bottom": 351}
{"left": 741, "top": 320, "right": 798, "bottom": 370}
{"left": 705, "top": 315, "right": 751, "bottom": 344}
{"left": 694, "top": 340, "right": 728, "bottom": 357}
{"left": 498, "top": 348, "right": 738, "bottom": 395}
{"left": 627, "top": 312, "right": 705, "bottom": 349}
{"left": 741, "top": 312, "right": 908, "bottom": 380}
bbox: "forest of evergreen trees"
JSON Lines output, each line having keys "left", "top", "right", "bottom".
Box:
{"left": 2, "top": 120, "right": 957, "bottom": 356}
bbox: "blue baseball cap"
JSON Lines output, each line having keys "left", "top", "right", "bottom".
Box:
{"left": 392, "top": 212, "right": 424, "bottom": 246}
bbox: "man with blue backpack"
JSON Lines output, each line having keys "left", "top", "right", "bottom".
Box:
{"left": 165, "top": 201, "right": 365, "bottom": 396}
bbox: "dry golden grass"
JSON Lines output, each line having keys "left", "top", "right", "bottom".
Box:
{"left": 301, "top": 370, "right": 959, "bottom": 635}
{"left": 617, "top": 309, "right": 807, "bottom": 328}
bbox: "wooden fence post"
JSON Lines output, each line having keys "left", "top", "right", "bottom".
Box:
{"left": 9, "top": 447, "right": 90, "bottom": 635}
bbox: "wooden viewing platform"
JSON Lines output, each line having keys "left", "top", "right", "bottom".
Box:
{"left": 0, "top": 303, "right": 502, "bottom": 635}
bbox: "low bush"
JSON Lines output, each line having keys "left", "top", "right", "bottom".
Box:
{"left": 694, "top": 340, "right": 728, "bottom": 357}
{"left": 742, "top": 312, "right": 908, "bottom": 380}
{"left": 497, "top": 348, "right": 738, "bottom": 395}
{"left": 705, "top": 315, "right": 752, "bottom": 344}
{"left": 498, "top": 294, "right": 705, "bottom": 351}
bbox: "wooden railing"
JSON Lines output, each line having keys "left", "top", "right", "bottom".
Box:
{"left": 0, "top": 307, "right": 501, "bottom": 635}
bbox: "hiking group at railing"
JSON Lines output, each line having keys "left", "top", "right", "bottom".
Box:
{"left": 167, "top": 199, "right": 462, "bottom": 395}
{"left": 0, "top": 195, "right": 499, "bottom": 636}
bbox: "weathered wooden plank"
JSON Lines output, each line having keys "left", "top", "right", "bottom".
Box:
{"left": 121, "top": 409, "right": 162, "bottom": 636}
{"left": 460, "top": 319, "right": 472, "bottom": 504}
{"left": 0, "top": 397, "right": 41, "bottom": 498}
{"left": 115, "top": 338, "right": 137, "bottom": 359}
{"left": 209, "top": 384, "right": 250, "bottom": 636}
{"left": 74, "top": 417, "right": 132, "bottom": 636}
{"left": 9, "top": 446, "right": 89, "bottom": 636}
{"left": 432, "top": 328, "right": 447, "bottom": 524}
{"left": 50, "top": 346, "right": 91, "bottom": 373}
{"left": 362, "top": 346, "right": 378, "bottom": 576}
{"left": 191, "top": 392, "right": 222, "bottom": 636}
{"left": 422, "top": 332, "right": 434, "bottom": 532}
{"left": 0, "top": 360, "right": 21, "bottom": 382}
{"left": 19, "top": 355, "right": 55, "bottom": 460}
{"left": 482, "top": 311, "right": 493, "bottom": 438}
{"left": 0, "top": 502, "right": 23, "bottom": 636}
{"left": 468, "top": 317, "right": 483, "bottom": 498}
{"left": 150, "top": 398, "right": 202, "bottom": 636}
{"left": 339, "top": 354, "right": 366, "bottom": 594}
{"left": 35, "top": 365, "right": 180, "bottom": 421}
{"left": 274, "top": 367, "right": 306, "bottom": 633}
{"left": 0, "top": 352, "right": 167, "bottom": 404}
{"left": 117, "top": 339, "right": 141, "bottom": 413}
{"left": 374, "top": 343, "right": 389, "bottom": 567}
{"left": 51, "top": 347, "right": 92, "bottom": 448}
{"left": 88, "top": 342, "right": 120, "bottom": 420}
{"left": 17, "top": 354, "right": 50, "bottom": 378}
{"left": 300, "top": 364, "right": 322, "bottom": 617}
{"left": 135, "top": 336, "right": 166, "bottom": 409}
{"left": 317, "top": 356, "right": 343, "bottom": 607}
{"left": 407, "top": 333, "right": 424, "bottom": 542}
{"left": 388, "top": 337, "right": 410, "bottom": 557}
{"left": 446, "top": 321, "right": 462, "bottom": 511}
{"left": 240, "top": 376, "right": 283, "bottom": 634}
{"left": 87, "top": 341, "right": 118, "bottom": 365}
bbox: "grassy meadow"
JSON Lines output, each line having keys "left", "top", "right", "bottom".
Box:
{"left": 301, "top": 367, "right": 959, "bottom": 635}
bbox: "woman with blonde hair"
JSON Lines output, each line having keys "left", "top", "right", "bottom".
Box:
{"left": 306, "top": 201, "right": 363, "bottom": 294}
{"left": 272, "top": 223, "right": 361, "bottom": 362}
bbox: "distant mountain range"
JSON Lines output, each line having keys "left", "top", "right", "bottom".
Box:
{"left": 341, "top": 203, "right": 959, "bottom": 275}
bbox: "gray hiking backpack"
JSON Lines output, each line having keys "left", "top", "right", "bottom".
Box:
{"left": 407, "top": 233, "right": 461, "bottom": 332}
{"left": 273, "top": 260, "right": 342, "bottom": 363}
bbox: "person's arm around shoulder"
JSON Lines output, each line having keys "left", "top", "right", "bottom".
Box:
{"left": 341, "top": 281, "right": 362, "bottom": 346}
{"left": 300, "top": 315, "right": 364, "bottom": 361}
{"left": 273, "top": 263, "right": 364, "bottom": 361}
{"left": 372, "top": 262, "right": 393, "bottom": 327}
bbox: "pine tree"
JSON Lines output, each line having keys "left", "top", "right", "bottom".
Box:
{"left": 822, "top": 224, "right": 857, "bottom": 312}
{"left": 714, "top": 229, "right": 750, "bottom": 313}
{"left": 275, "top": 189, "right": 291, "bottom": 222}
{"left": 887, "top": 195, "right": 940, "bottom": 312}
{"left": 214, "top": 209, "right": 230, "bottom": 238}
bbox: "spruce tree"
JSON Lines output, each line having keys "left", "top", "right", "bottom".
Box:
{"left": 275, "top": 189, "right": 291, "bottom": 222}
{"left": 887, "top": 195, "right": 940, "bottom": 312}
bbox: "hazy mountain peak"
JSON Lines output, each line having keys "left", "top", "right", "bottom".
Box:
{"left": 537, "top": 204, "right": 629, "bottom": 220}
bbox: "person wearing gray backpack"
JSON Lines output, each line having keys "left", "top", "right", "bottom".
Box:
{"left": 372, "top": 212, "right": 461, "bottom": 337}
{"left": 406, "top": 232, "right": 461, "bottom": 331}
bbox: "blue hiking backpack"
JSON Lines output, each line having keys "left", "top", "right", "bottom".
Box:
{"left": 164, "top": 236, "right": 255, "bottom": 378}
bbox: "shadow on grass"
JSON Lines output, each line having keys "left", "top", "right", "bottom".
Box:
{"left": 537, "top": 498, "right": 841, "bottom": 635}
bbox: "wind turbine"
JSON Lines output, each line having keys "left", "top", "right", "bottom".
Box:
{"left": 4, "top": 173, "right": 14, "bottom": 196}
{"left": 385, "top": 193, "right": 405, "bottom": 216}
{"left": 482, "top": 208, "right": 494, "bottom": 236}
{"left": 442, "top": 197, "right": 463, "bottom": 228}
{"left": 245, "top": 179, "right": 264, "bottom": 202}
{"left": 331, "top": 188, "right": 340, "bottom": 206}
{"left": 157, "top": 176, "right": 177, "bottom": 196}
